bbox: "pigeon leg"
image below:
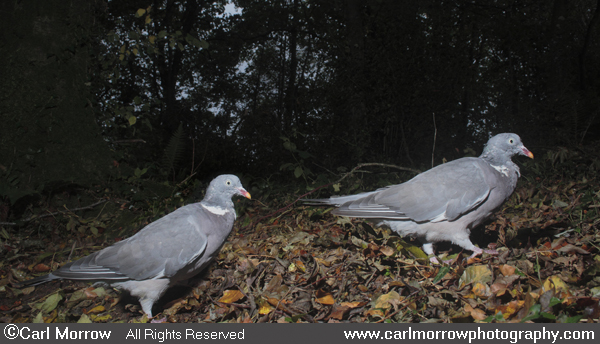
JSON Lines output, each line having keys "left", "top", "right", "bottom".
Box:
{"left": 467, "top": 246, "right": 499, "bottom": 260}
{"left": 422, "top": 243, "right": 441, "bottom": 263}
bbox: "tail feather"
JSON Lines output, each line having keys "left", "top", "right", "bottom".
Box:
{"left": 17, "top": 274, "right": 58, "bottom": 287}
{"left": 302, "top": 190, "right": 379, "bottom": 207}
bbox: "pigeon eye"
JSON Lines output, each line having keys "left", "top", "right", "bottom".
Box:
{"left": 509, "top": 138, "right": 514, "bottom": 144}
{"left": 226, "top": 180, "right": 232, "bottom": 186}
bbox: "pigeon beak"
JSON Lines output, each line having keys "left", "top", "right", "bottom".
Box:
{"left": 521, "top": 146, "right": 534, "bottom": 159}
{"left": 237, "top": 187, "right": 251, "bottom": 199}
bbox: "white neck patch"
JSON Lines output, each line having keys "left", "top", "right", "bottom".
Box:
{"left": 491, "top": 164, "right": 510, "bottom": 177}
{"left": 201, "top": 203, "right": 229, "bottom": 216}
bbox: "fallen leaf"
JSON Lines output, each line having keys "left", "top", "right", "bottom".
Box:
{"left": 542, "top": 275, "right": 569, "bottom": 293}
{"left": 373, "top": 291, "right": 402, "bottom": 310}
{"left": 365, "top": 309, "right": 385, "bottom": 318}
{"left": 464, "top": 303, "right": 487, "bottom": 320}
{"left": 33, "top": 264, "right": 51, "bottom": 272}
{"left": 490, "top": 282, "right": 508, "bottom": 296}
{"left": 472, "top": 282, "right": 492, "bottom": 299}
{"left": 330, "top": 304, "right": 350, "bottom": 320}
{"left": 459, "top": 265, "right": 493, "bottom": 289}
{"left": 556, "top": 244, "right": 589, "bottom": 255}
{"left": 258, "top": 299, "right": 273, "bottom": 315}
{"left": 341, "top": 301, "right": 366, "bottom": 308}
{"left": 84, "top": 287, "right": 98, "bottom": 299}
{"left": 219, "top": 290, "right": 245, "bottom": 304}
{"left": 495, "top": 300, "right": 524, "bottom": 319}
{"left": 85, "top": 305, "right": 105, "bottom": 314}
{"left": 33, "top": 293, "right": 62, "bottom": 313}
{"left": 77, "top": 314, "right": 92, "bottom": 323}
{"left": 316, "top": 289, "right": 335, "bottom": 305}
{"left": 499, "top": 264, "right": 516, "bottom": 276}
{"left": 380, "top": 246, "right": 394, "bottom": 256}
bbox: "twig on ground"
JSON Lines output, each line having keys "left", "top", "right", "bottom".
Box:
{"left": 240, "top": 163, "right": 419, "bottom": 232}
{"left": 0, "top": 199, "right": 108, "bottom": 226}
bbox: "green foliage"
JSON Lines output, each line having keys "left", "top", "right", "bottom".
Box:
{"left": 279, "top": 135, "right": 315, "bottom": 185}
{"left": 161, "top": 123, "right": 186, "bottom": 178}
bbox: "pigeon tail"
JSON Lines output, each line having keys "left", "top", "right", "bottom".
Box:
{"left": 17, "top": 274, "right": 58, "bottom": 287}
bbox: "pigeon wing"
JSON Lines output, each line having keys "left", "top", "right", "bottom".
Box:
{"left": 333, "top": 158, "right": 491, "bottom": 222}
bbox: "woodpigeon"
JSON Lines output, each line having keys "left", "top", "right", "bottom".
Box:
{"left": 305, "top": 133, "right": 533, "bottom": 263}
{"left": 18, "top": 174, "right": 251, "bottom": 317}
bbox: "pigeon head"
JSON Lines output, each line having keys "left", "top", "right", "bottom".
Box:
{"left": 203, "top": 174, "right": 251, "bottom": 206}
{"left": 480, "top": 133, "right": 533, "bottom": 165}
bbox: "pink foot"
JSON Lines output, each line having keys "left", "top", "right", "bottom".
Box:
{"left": 468, "top": 247, "right": 499, "bottom": 260}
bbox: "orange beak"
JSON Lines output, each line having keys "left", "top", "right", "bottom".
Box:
{"left": 238, "top": 188, "right": 251, "bottom": 199}
{"left": 522, "top": 147, "right": 534, "bottom": 159}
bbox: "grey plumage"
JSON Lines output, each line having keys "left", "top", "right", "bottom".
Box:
{"left": 305, "top": 133, "right": 533, "bottom": 262}
{"left": 18, "top": 174, "right": 251, "bottom": 317}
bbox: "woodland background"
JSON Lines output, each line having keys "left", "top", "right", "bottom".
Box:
{"left": 0, "top": 0, "right": 599, "bottom": 323}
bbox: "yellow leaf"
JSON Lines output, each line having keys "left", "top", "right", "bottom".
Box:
{"left": 132, "top": 48, "right": 138, "bottom": 55}
{"left": 145, "top": 16, "right": 151, "bottom": 25}
{"left": 149, "top": 36, "right": 156, "bottom": 44}
{"left": 128, "top": 116, "right": 136, "bottom": 126}
{"left": 257, "top": 298, "right": 273, "bottom": 315}
{"left": 472, "top": 282, "right": 492, "bottom": 299}
{"left": 458, "top": 265, "right": 493, "bottom": 289}
{"left": 90, "top": 314, "right": 112, "bottom": 322}
{"left": 542, "top": 275, "right": 568, "bottom": 293}
{"left": 218, "top": 290, "right": 244, "bottom": 304}
{"left": 86, "top": 305, "right": 105, "bottom": 314}
{"left": 495, "top": 300, "right": 524, "bottom": 319}
{"left": 136, "top": 9, "right": 146, "bottom": 17}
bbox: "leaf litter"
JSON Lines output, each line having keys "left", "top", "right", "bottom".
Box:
{"left": 1, "top": 156, "right": 599, "bottom": 323}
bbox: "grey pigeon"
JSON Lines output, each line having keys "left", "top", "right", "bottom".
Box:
{"left": 18, "top": 174, "right": 251, "bottom": 317}
{"left": 305, "top": 133, "right": 533, "bottom": 263}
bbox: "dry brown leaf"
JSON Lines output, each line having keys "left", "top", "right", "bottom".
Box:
{"left": 373, "top": 291, "right": 402, "bottom": 310}
{"left": 341, "top": 301, "right": 367, "bottom": 308}
{"left": 294, "top": 260, "right": 306, "bottom": 272}
{"left": 84, "top": 287, "right": 98, "bottom": 299}
{"left": 490, "top": 282, "right": 507, "bottom": 296}
{"left": 365, "top": 309, "right": 385, "bottom": 318}
{"left": 219, "top": 290, "right": 245, "bottom": 304}
{"left": 330, "top": 304, "right": 351, "bottom": 320}
{"left": 357, "top": 285, "right": 369, "bottom": 292}
{"left": 33, "top": 263, "right": 51, "bottom": 272}
{"left": 380, "top": 246, "right": 394, "bottom": 256}
{"left": 556, "top": 244, "right": 589, "bottom": 255}
{"left": 316, "top": 289, "right": 335, "bottom": 305}
{"left": 499, "top": 264, "right": 516, "bottom": 276}
{"left": 464, "top": 303, "right": 487, "bottom": 320}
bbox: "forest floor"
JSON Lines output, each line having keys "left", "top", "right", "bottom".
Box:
{"left": 1, "top": 155, "right": 599, "bottom": 323}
